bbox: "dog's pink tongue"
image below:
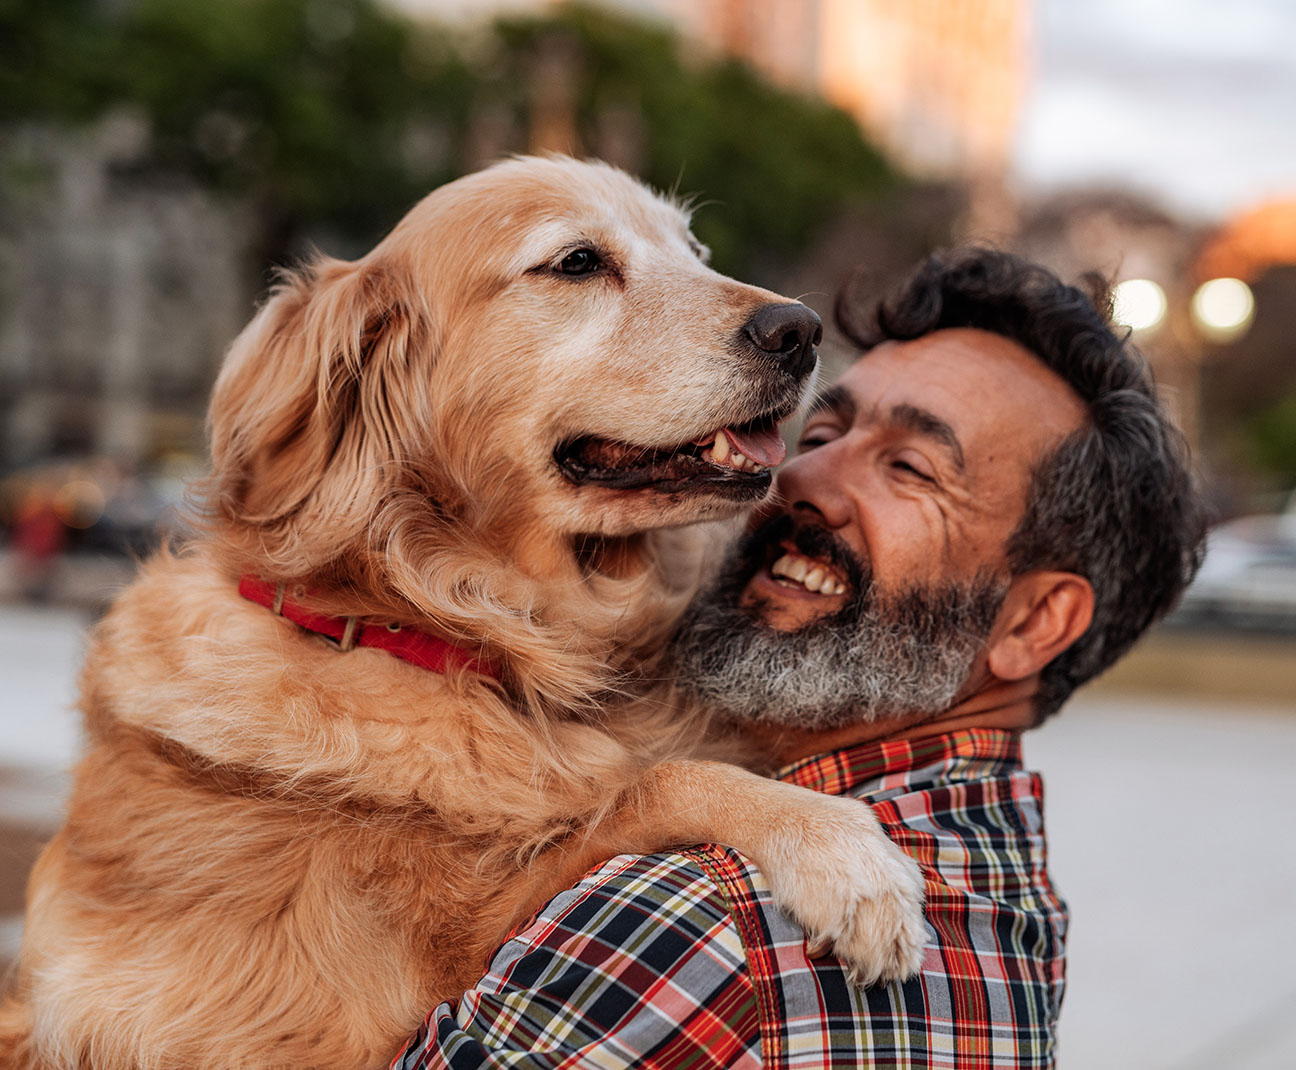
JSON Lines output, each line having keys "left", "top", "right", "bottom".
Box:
{"left": 723, "top": 425, "right": 787, "bottom": 466}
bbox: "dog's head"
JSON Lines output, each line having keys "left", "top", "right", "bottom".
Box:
{"left": 205, "top": 156, "right": 818, "bottom": 611}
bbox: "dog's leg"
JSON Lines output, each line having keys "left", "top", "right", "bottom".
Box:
{"left": 491, "top": 760, "right": 928, "bottom": 987}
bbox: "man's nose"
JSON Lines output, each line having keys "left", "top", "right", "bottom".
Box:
{"left": 773, "top": 445, "right": 853, "bottom": 531}
{"left": 741, "top": 303, "right": 822, "bottom": 381}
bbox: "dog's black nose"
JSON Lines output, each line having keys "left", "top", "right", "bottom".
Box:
{"left": 743, "top": 303, "right": 822, "bottom": 380}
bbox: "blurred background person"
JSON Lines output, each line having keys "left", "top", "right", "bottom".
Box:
{"left": 8, "top": 481, "right": 67, "bottom": 603}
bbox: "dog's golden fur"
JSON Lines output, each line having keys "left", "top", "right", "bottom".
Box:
{"left": 1, "top": 157, "right": 925, "bottom": 1070}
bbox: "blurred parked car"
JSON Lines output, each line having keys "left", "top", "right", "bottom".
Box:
{"left": 1173, "top": 507, "right": 1296, "bottom": 633}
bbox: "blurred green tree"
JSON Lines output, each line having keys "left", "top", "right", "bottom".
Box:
{"left": 1, "top": 0, "right": 901, "bottom": 277}
{"left": 1247, "top": 393, "right": 1296, "bottom": 489}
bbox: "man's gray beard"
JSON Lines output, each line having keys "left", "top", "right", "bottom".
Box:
{"left": 666, "top": 524, "right": 1009, "bottom": 731}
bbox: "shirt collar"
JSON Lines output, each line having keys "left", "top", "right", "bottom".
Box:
{"left": 775, "top": 728, "right": 1023, "bottom": 797}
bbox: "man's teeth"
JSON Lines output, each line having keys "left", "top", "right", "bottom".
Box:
{"left": 770, "top": 552, "right": 847, "bottom": 595}
{"left": 702, "top": 430, "right": 767, "bottom": 474}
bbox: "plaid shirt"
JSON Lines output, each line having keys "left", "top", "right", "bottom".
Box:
{"left": 393, "top": 729, "right": 1068, "bottom": 1069}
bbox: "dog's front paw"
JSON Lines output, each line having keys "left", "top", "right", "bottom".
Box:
{"left": 763, "top": 795, "right": 928, "bottom": 986}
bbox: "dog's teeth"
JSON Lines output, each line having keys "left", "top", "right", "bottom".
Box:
{"left": 705, "top": 431, "right": 769, "bottom": 473}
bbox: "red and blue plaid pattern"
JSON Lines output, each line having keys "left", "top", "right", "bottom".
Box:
{"left": 393, "top": 729, "right": 1067, "bottom": 1069}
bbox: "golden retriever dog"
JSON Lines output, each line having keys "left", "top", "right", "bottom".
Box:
{"left": 0, "top": 157, "right": 925, "bottom": 1070}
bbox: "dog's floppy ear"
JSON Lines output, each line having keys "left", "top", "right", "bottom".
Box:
{"left": 206, "top": 255, "right": 433, "bottom": 568}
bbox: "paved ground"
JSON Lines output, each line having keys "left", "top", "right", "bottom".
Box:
{"left": 1, "top": 603, "right": 1293, "bottom": 1069}
{"left": 1029, "top": 695, "right": 1296, "bottom": 1069}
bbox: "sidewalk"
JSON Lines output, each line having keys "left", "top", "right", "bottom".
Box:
{"left": 1030, "top": 693, "right": 1296, "bottom": 1069}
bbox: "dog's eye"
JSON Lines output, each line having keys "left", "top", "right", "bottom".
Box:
{"left": 558, "top": 249, "right": 602, "bottom": 276}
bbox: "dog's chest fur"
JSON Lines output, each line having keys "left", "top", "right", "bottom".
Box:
{"left": 17, "top": 550, "right": 693, "bottom": 1068}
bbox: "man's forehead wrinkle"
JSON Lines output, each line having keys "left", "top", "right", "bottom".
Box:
{"left": 889, "top": 403, "right": 966, "bottom": 473}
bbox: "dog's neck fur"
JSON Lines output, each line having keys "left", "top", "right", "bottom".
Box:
{"left": 203, "top": 518, "right": 712, "bottom": 720}
{"left": 82, "top": 545, "right": 733, "bottom": 834}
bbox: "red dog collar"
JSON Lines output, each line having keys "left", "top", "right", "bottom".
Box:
{"left": 238, "top": 575, "right": 499, "bottom": 681}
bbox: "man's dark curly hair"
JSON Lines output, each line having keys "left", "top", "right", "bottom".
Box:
{"left": 836, "top": 246, "right": 1208, "bottom": 720}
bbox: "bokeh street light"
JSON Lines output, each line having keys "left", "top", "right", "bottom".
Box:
{"left": 1112, "top": 278, "right": 1168, "bottom": 332}
{"left": 1190, "top": 277, "right": 1255, "bottom": 343}
{"left": 1104, "top": 270, "right": 1259, "bottom": 452}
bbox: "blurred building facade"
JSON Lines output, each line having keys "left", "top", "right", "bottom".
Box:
{"left": 0, "top": 115, "right": 251, "bottom": 473}
{"left": 705, "top": 0, "right": 1026, "bottom": 185}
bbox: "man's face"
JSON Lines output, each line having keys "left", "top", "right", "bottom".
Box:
{"left": 668, "top": 327, "right": 1089, "bottom": 729}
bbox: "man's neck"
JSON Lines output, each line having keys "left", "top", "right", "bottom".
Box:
{"left": 740, "top": 673, "right": 1040, "bottom": 767}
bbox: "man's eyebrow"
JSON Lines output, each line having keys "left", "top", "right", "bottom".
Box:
{"left": 891, "top": 403, "right": 966, "bottom": 472}
{"left": 806, "top": 385, "right": 856, "bottom": 421}
{"left": 805, "top": 388, "right": 965, "bottom": 472}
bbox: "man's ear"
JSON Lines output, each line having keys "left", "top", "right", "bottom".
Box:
{"left": 985, "top": 571, "right": 1094, "bottom": 683}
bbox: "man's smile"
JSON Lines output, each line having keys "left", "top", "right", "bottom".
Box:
{"left": 739, "top": 525, "right": 859, "bottom": 628}
{"left": 767, "top": 546, "right": 849, "bottom": 596}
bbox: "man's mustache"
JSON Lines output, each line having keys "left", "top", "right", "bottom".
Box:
{"left": 739, "top": 513, "right": 871, "bottom": 598}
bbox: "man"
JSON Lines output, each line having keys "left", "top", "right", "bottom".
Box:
{"left": 393, "top": 248, "right": 1206, "bottom": 1069}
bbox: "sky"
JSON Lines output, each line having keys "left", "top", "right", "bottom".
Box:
{"left": 1015, "top": 0, "right": 1296, "bottom": 221}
